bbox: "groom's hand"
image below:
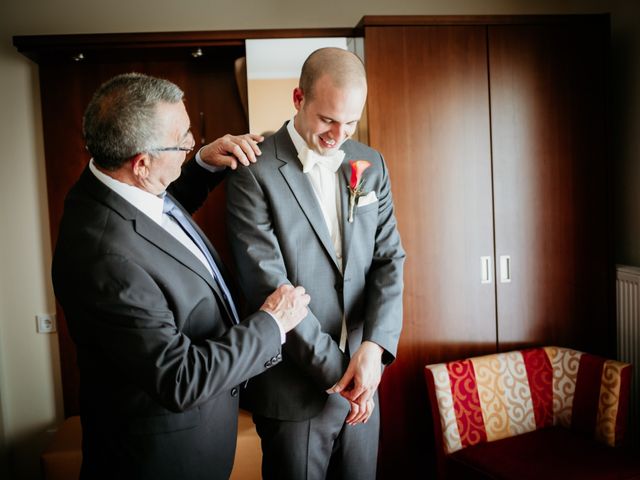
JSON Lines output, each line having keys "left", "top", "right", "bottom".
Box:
{"left": 327, "top": 341, "right": 383, "bottom": 424}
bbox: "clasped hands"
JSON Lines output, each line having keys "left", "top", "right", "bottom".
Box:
{"left": 327, "top": 341, "right": 383, "bottom": 426}
{"left": 260, "top": 283, "right": 382, "bottom": 426}
{"left": 262, "top": 287, "right": 383, "bottom": 426}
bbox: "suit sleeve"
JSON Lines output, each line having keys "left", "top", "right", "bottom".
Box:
{"left": 362, "top": 154, "right": 406, "bottom": 364}
{"left": 167, "top": 158, "right": 226, "bottom": 214}
{"left": 80, "top": 253, "right": 282, "bottom": 412}
{"left": 226, "top": 164, "right": 348, "bottom": 390}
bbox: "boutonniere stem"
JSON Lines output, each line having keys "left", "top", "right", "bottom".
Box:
{"left": 348, "top": 160, "right": 371, "bottom": 223}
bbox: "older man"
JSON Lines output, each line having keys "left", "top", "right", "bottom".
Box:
{"left": 52, "top": 73, "right": 310, "bottom": 480}
{"left": 227, "top": 48, "right": 405, "bottom": 479}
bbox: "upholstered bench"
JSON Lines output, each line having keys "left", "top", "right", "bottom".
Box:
{"left": 41, "top": 415, "right": 82, "bottom": 480}
{"left": 424, "top": 346, "right": 640, "bottom": 479}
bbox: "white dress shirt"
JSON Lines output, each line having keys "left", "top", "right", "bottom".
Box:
{"left": 286, "top": 119, "right": 348, "bottom": 351}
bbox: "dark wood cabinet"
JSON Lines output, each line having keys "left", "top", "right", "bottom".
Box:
{"left": 361, "top": 15, "right": 612, "bottom": 478}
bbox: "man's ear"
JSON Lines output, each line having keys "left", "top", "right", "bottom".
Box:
{"left": 131, "top": 152, "right": 151, "bottom": 179}
{"left": 293, "top": 87, "right": 304, "bottom": 111}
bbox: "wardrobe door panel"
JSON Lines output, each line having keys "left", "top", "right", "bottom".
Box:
{"left": 364, "top": 25, "right": 496, "bottom": 478}
{"left": 489, "top": 23, "right": 613, "bottom": 355}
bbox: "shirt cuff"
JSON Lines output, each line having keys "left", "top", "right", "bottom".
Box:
{"left": 195, "top": 148, "right": 225, "bottom": 173}
{"left": 261, "top": 310, "right": 287, "bottom": 344}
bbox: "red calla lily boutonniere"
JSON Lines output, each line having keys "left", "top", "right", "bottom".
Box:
{"left": 348, "top": 160, "right": 371, "bottom": 223}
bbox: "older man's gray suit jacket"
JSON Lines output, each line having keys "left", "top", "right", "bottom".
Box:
{"left": 52, "top": 160, "right": 283, "bottom": 480}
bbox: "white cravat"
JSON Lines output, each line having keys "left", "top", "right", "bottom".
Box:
{"left": 287, "top": 120, "right": 348, "bottom": 352}
{"left": 300, "top": 146, "right": 345, "bottom": 269}
{"left": 300, "top": 148, "right": 344, "bottom": 174}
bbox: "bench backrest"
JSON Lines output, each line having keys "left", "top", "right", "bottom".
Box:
{"left": 424, "top": 347, "right": 631, "bottom": 454}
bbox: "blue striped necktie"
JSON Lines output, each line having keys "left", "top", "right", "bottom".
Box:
{"left": 163, "top": 195, "right": 239, "bottom": 325}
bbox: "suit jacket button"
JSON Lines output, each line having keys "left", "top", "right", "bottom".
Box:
{"left": 230, "top": 387, "right": 239, "bottom": 397}
{"left": 264, "top": 360, "right": 272, "bottom": 368}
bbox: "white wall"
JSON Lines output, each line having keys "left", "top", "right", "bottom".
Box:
{"left": 0, "top": 34, "right": 65, "bottom": 478}
{"left": 1, "top": 0, "right": 638, "bottom": 478}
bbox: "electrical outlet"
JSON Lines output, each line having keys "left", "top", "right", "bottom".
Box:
{"left": 36, "top": 314, "right": 56, "bottom": 334}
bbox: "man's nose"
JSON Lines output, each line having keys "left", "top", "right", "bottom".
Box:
{"left": 330, "top": 123, "right": 346, "bottom": 140}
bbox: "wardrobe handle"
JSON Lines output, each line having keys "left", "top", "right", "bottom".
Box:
{"left": 481, "top": 256, "right": 492, "bottom": 284}
{"left": 500, "top": 255, "right": 511, "bottom": 283}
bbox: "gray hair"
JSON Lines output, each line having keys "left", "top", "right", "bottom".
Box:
{"left": 83, "top": 73, "right": 184, "bottom": 170}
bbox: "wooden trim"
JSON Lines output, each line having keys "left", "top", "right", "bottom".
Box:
{"left": 14, "top": 15, "right": 613, "bottom": 63}
{"left": 356, "top": 14, "right": 610, "bottom": 29}
{"left": 13, "top": 27, "right": 356, "bottom": 63}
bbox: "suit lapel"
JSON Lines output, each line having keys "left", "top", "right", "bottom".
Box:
{"left": 80, "top": 167, "right": 234, "bottom": 322}
{"left": 165, "top": 193, "right": 233, "bottom": 286}
{"left": 133, "top": 216, "right": 219, "bottom": 291}
{"left": 339, "top": 152, "right": 355, "bottom": 271}
{"left": 137, "top": 195, "right": 237, "bottom": 325}
{"left": 275, "top": 128, "right": 341, "bottom": 271}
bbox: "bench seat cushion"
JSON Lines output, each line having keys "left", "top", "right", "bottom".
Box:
{"left": 447, "top": 427, "right": 640, "bottom": 480}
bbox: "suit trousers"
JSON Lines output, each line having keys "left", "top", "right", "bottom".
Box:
{"left": 253, "top": 392, "right": 380, "bottom": 480}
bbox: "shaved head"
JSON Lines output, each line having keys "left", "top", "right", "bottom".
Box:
{"left": 299, "top": 47, "right": 367, "bottom": 100}
{"left": 292, "top": 47, "right": 367, "bottom": 155}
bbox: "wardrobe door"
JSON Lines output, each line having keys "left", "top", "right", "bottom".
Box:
{"left": 364, "top": 25, "right": 497, "bottom": 478}
{"left": 489, "top": 21, "right": 614, "bottom": 355}
{"left": 38, "top": 47, "right": 248, "bottom": 415}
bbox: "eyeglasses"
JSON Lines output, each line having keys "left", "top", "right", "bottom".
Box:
{"left": 149, "top": 131, "right": 195, "bottom": 155}
{"left": 150, "top": 145, "right": 195, "bottom": 154}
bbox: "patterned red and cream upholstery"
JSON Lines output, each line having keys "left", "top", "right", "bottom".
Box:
{"left": 424, "top": 347, "right": 632, "bottom": 455}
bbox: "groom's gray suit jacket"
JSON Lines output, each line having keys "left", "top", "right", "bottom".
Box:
{"left": 226, "top": 124, "right": 405, "bottom": 421}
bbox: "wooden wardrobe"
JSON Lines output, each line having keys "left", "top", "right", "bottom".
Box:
{"left": 14, "top": 15, "right": 612, "bottom": 479}
{"left": 362, "top": 15, "right": 612, "bottom": 478}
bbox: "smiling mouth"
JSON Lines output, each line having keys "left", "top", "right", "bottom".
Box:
{"left": 320, "top": 136, "right": 337, "bottom": 148}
